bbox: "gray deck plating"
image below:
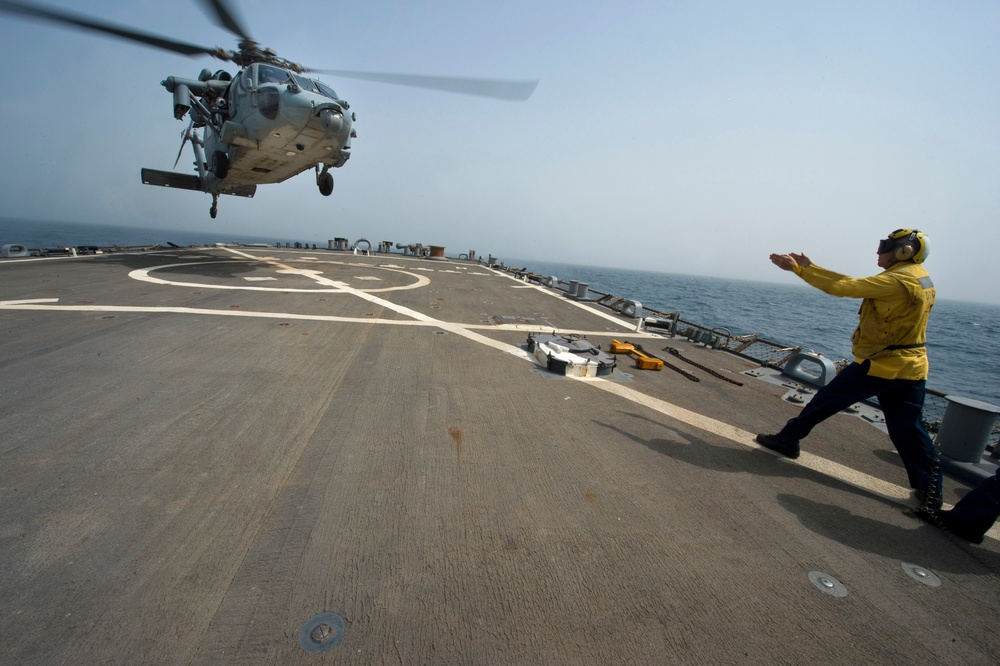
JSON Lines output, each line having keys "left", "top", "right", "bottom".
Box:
{"left": 744, "top": 366, "right": 889, "bottom": 432}
{"left": 1, "top": 248, "right": 997, "bottom": 664}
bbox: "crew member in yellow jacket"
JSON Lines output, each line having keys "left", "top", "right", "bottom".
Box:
{"left": 756, "top": 229, "right": 941, "bottom": 509}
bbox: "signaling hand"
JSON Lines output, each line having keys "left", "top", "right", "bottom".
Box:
{"left": 769, "top": 253, "right": 812, "bottom": 271}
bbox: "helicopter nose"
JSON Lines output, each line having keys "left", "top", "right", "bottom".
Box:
{"left": 318, "top": 107, "right": 344, "bottom": 134}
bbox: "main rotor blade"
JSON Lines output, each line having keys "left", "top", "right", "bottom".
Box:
{"left": 196, "top": 0, "right": 252, "bottom": 42}
{"left": 0, "top": 0, "right": 220, "bottom": 58}
{"left": 306, "top": 69, "right": 539, "bottom": 102}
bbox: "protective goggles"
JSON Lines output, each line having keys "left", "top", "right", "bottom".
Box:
{"left": 877, "top": 238, "right": 899, "bottom": 254}
{"left": 877, "top": 235, "right": 913, "bottom": 254}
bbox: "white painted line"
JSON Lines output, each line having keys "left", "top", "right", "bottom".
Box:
{"left": 0, "top": 301, "right": 433, "bottom": 326}
{"left": 0, "top": 298, "right": 60, "bottom": 305}
{"left": 128, "top": 257, "right": 429, "bottom": 294}
{"left": 497, "top": 272, "right": 640, "bottom": 331}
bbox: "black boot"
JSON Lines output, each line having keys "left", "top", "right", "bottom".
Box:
{"left": 914, "top": 508, "right": 985, "bottom": 545}
{"left": 755, "top": 433, "right": 800, "bottom": 459}
{"left": 926, "top": 474, "right": 1000, "bottom": 544}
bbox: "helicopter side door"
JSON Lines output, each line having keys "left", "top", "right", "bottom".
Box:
{"left": 214, "top": 67, "right": 257, "bottom": 174}
{"left": 223, "top": 64, "right": 281, "bottom": 151}
{"left": 228, "top": 68, "right": 254, "bottom": 131}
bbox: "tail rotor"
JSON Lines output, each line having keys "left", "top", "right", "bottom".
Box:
{"left": 173, "top": 118, "right": 194, "bottom": 169}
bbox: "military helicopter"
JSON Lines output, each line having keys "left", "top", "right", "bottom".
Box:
{"left": 0, "top": 1, "right": 538, "bottom": 218}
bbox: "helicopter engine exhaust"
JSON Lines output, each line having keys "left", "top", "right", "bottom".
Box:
{"left": 162, "top": 77, "right": 231, "bottom": 121}
{"left": 172, "top": 84, "right": 191, "bottom": 120}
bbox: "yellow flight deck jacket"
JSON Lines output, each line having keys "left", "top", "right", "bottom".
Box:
{"left": 792, "top": 261, "right": 935, "bottom": 380}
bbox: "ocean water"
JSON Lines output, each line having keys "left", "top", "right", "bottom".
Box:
{"left": 0, "top": 218, "right": 305, "bottom": 250}
{"left": 2, "top": 219, "right": 997, "bottom": 407}
{"left": 514, "top": 259, "right": 1000, "bottom": 409}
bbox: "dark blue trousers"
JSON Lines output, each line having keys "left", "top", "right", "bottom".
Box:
{"left": 946, "top": 468, "right": 1000, "bottom": 538}
{"left": 777, "top": 360, "right": 942, "bottom": 498}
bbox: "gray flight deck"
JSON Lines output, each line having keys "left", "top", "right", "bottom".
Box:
{"left": 1, "top": 247, "right": 997, "bottom": 664}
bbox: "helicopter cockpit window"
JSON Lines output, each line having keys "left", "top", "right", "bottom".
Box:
{"left": 257, "top": 65, "right": 289, "bottom": 86}
{"left": 314, "top": 80, "right": 339, "bottom": 101}
{"left": 290, "top": 73, "right": 318, "bottom": 93}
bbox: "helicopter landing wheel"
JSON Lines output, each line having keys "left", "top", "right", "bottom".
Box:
{"left": 318, "top": 172, "right": 334, "bottom": 197}
{"left": 212, "top": 150, "right": 230, "bottom": 179}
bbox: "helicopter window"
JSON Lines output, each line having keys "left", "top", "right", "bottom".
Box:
{"left": 314, "top": 80, "right": 339, "bottom": 100}
{"left": 257, "top": 65, "right": 289, "bottom": 86}
{"left": 291, "top": 74, "right": 318, "bottom": 93}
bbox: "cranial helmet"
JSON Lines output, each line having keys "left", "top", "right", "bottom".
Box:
{"left": 878, "top": 228, "right": 929, "bottom": 264}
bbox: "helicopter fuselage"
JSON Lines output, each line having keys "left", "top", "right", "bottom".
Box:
{"left": 155, "top": 63, "right": 353, "bottom": 208}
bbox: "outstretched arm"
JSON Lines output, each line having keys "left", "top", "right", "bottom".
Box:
{"left": 771, "top": 253, "right": 903, "bottom": 299}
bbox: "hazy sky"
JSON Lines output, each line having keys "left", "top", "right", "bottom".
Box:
{"left": 1, "top": 1, "right": 997, "bottom": 304}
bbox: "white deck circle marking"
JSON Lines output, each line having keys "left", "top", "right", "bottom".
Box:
{"left": 128, "top": 260, "right": 429, "bottom": 293}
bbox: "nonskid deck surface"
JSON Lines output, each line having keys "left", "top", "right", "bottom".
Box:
{"left": 1, "top": 247, "right": 997, "bottom": 664}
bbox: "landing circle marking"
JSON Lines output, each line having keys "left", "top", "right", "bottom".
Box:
{"left": 129, "top": 260, "right": 426, "bottom": 293}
